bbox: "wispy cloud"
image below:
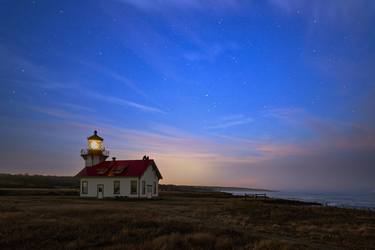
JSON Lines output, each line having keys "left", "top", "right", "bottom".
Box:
{"left": 0, "top": 46, "right": 165, "bottom": 115}
{"left": 88, "top": 91, "right": 166, "bottom": 114}
{"left": 183, "top": 45, "right": 222, "bottom": 62}
{"left": 263, "top": 107, "right": 304, "bottom": 121}
{"left": 104, "top": 0, "right": 243, "bottom": 79}
{"left": 268, "top": 0, "right": 374, "bottom": 20}
{"left": 264, "top": 107, "right": 375, "bottom": 152}
{"left": 205, "top": 114, "right": 253, "bottom": 129}
{"left": 56, "top": 102, "right": 93, "bottom": 112}
{"left": 115, "top": 0, "right": 244, "bottom": 13}
{"left": 182, "top": 41, "right": 240, "bottom": 63}
{"left": 77, "top": 61, "right": 147, "bottom": 98}
{"left": 0, "top": 45, "right": 81, "bottom": 92}
{"left": 17, "top": 103, "right": 375, "bottom": 189}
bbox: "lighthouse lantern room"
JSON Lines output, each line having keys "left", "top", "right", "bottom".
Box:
{"left": 80, "top": 130, "right": 109, "bottom": 167}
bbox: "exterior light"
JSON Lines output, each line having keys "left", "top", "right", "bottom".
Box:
{"left": 89, "top": 140, "right": 100, "bottom": 150}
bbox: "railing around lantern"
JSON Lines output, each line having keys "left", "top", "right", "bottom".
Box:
{"left": 80, "top": 149, "right": 109, "bottom": 157}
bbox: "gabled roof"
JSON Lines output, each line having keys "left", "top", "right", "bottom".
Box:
{"left": 75, "top": 159, "right": 162, "bottom": 179}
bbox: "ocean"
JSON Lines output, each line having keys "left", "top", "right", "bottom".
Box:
{"left": 221, "top": 190, "right": 375, "bottom": 210}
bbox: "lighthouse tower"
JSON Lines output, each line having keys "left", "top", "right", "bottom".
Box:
{"left": 80, "top": 130, "right": 109, "bottom": 167}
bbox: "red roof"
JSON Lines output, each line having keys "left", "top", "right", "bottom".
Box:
{"left": 76, "top": 159, "right": 162, "bottom": 179}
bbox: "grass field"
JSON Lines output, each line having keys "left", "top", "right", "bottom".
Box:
{"left": 1, "top": 191, "right": 375, "bottom": 250}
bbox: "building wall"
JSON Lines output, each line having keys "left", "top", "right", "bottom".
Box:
{"left": 80, "top": 164, "right": 159, "bottom": 198}
{"left": 139, "top": 165, "right": 159, "bottom": 198}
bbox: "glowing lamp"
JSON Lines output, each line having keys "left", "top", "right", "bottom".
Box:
{"left": 87, "top": 130, "right": 104, "bottom": 151}
{"left": 89, "top": 140, "right": 100, "bottom": 150}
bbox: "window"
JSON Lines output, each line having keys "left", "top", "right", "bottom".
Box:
{"left": 153, "top": 181, "right": 157, "bottom": 194}
{"left": 82, "top": 181, "right": 88, "bottom": 194}
{"left": 142, "top": 181, "right": 146, "bottom": 195}
{"left": 147, "top": 185, "right": 152, "bottom": 193}
{"left": 130, "top": 180, "right": 137, "bottom": 195}
{"left": 113, "top": 181, "right": 120, "bottom": 194}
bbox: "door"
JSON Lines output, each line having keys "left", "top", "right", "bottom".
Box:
{"left": 146, "top": 185, "right": 152, "bottom": 199}
{"left": 97, "top": 184, "right": 104, "bottom": 199}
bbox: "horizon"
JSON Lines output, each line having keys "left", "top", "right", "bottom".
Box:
{"left": 1, "top": 0, "right": 375, "bottom": 192}
{"left": 2, "top": 172, "right": 374, "bottom": 194}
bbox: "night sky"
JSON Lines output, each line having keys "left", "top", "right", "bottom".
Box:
{"left": 1, "top": 0, "right": 375, "bottom": 192}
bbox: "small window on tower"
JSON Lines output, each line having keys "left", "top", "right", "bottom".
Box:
{"left": 82, "top": 181, "right": 88, "bottom": 194}
{"left": 114, "top": 181, "right": 120, "bottom": 194}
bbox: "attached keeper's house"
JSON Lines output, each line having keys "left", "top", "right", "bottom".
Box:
{"left": 76, "top": 131, "right": 162, "bottom": 199}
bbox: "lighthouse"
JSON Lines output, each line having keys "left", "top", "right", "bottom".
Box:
{"left": 80, "top": 130, "right": 109, "bottom": 167}
{"left": 76, "top": 130, "right": 162, "bottom": 198}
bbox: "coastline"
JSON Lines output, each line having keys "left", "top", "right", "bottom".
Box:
{"left": 220, "top": 189, "right": 375, "bottom": 210}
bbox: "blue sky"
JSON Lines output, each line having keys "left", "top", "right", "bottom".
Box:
{"left": 1, "top": 0, "right": 375, "bottom": 191}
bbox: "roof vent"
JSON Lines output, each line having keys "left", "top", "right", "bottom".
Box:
{"left": 112, "top": 157, "right": 116, "bottom": 161}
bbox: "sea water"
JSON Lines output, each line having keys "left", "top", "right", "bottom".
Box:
{"left": 222, "top": 190, "right": 375, "bottom": 210}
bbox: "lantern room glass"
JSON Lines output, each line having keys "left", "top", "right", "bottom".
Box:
{"left": 88, "top": 139, "right": 103, "bottom": 150}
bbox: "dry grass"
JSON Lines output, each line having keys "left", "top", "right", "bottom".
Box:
{"left": 0, "top": 191, "right": 374, "bottom": 249}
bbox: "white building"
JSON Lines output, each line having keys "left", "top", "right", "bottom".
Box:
{"left": 76, "top": 131, "right": 162, "bottom": 199}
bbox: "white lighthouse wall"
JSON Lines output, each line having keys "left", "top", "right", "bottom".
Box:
{"left": 80, "top": 165, "right": 159, "bottom": 198}
{"left": 84, "top": 155, "right": 106, "bottom": 167}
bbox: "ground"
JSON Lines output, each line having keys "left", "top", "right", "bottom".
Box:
{"left": 0, "top": 191, "right": 374, "bottom": 250}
